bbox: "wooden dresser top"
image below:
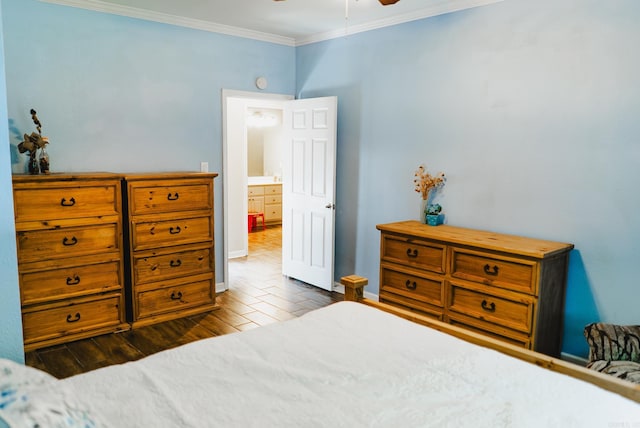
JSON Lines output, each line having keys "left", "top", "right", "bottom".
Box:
{"left": 13, "top": 171, "right": 218, "bottom": 184}
{"left": 376, "top": 221, "right": 574, "bottom": 259}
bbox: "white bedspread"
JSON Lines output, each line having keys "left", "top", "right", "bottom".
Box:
{"left": 55, "top": 301, "right": 640, "bottom": 427}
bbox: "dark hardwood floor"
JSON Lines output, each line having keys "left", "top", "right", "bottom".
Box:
{"left": 25, "top": 225, "right": 342, "bottom": 379}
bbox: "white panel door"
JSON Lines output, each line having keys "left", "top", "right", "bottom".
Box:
{"left": 282, "top": 97, "right": 337, "bottom": 291}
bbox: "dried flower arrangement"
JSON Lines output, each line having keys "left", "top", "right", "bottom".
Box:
{"left": 18, "top": 109, "right": 50, "bottom": 174}
{"left": 414, "top": 164, "right": 446, "bottom": 225}
{"left": 413, "top": 164, "right": 445, "bottom": 201}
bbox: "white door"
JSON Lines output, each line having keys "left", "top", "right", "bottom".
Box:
{"left": 282, "top": 96, "right": 337, "bottom": 291}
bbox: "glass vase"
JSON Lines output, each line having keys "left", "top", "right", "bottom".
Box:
{"left": 420, "top": 199, "right": 428, "bottom": 224}
{"left": 28, "top": 152, "right": 39, "bottom": 175}
{"left": 39, "top": 147, "right": 50, "bottom": 174}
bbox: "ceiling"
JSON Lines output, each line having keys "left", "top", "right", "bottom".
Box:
{"left": 42, "top": 0, "right": 502, "bottom": 46}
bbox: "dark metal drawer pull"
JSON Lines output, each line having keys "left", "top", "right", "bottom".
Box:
{"left": 406, "top": 248, "right": 418, "bottom": 258}
{"left": 62, "top": 236, "right": 78, "bottom": 246}
{"left": 481, "top": 300, "right": 496, "bottom": 312}
{"left": 169, "top": 226, "right": 181, "bottom": 235}
{"left": 66, "top": 312, "right": 81, "bottom": 323}
{"left": 405, "top": 280, "right": 417, "bottom": 290}
{"left": 167, "top": 192, "right": 179, "bottom": 201}
{"left": 170, "top": 291, "right": 183, "bottom": 300}
{"left": 483, "top": 264, "right": 499, "bottom": 276}
{"left": 170, "top": 259, "right": 182, "bottom": 268}
{"left": 66, "top": 275, "right": 81, "bottom": 285}
{"left": 60, "top": 197, "right": 76, "bottom": 207}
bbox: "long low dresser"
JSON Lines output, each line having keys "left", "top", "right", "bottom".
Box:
{"left": 377, "top": 220, "right": 574, "bottom": 357}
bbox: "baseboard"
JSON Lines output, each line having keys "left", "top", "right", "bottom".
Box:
{"left": 228, "top": 250, "right": 247, "bottom": 259}
{"left": 215, "top": 281, "right": 227, "bottom": 293}
{"left": 560, "top": 352, "right": 588, "bottom": 367}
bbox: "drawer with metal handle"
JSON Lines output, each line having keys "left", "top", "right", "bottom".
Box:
{"left": 128, "top": 182, "right": 213, "bottom": 215}
{"left": 20, "top": 259, "right": 121, "bottom": 305}
{"left": 451, "top": 248, "right": 536, "bottom": 294}
{"left": 447, "top": 281, "right": 534, "bottom": 334}
{"left": 131, "top": 214, "right": 212, "bottom": 251}
{"left": 136, "top": 275, "right": 214, "bottom": 319}
{"left": 17, "top": 224, "right": 119, "bottom": 263}
{"left": 380, "top": 264, "right": 444, "bottom": 308}
{"left": 13, "top": 183, "right": 120, "bottom": 222}
{"left": 134, "top": 246, "right": 211, "bottom": 284}
{"left": 381, "top": 234, "right": 445, "bottom": 274}
{"left": 22, "top": 293, "right": 123, "bottom": 346}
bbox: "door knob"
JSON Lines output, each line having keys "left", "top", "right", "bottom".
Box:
{"left": 325, "top": 203, "right": 335, "bottom": 209}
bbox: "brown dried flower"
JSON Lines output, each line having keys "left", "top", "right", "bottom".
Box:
{"left": 413, "top": 164, "right": 445, "bottom": 201}
{"left": 17, "top": 109, "right": 49, "bottom": 155}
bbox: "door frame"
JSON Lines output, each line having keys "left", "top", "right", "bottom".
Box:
{"left": 221, "top": 89, "right": 293, "bottom": 291}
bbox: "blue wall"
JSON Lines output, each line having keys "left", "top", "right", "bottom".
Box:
{"left": 2, "top": 0, "right": 639, "bottom": 359}
{"left": 0, "top": 1, "right": 24, "bottom": 363}
{"left": 297, "top": 0, "right": 640, "bottom": 357}
{"left": 1, "top": 0, "right": 295, "bottom": 279}
{"left": 0, "top": 0, "right": 294, "bottom": 360}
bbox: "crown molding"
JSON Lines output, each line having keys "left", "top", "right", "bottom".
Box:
{"left": 296, "top": 0, "right": 504, "bottom": 46}
{"left": 40, "top": 0, "right": 503, "bottom": 48}
{"left": 39, "top": 0, "right": 297, "bottom": 46}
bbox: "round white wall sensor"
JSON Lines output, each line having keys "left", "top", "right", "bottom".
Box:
{"left": 256, "top": 77, "right": 268, "bottom": 90}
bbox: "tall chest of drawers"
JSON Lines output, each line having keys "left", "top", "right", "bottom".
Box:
{"left": 123, "top": 172, "right": 218, "bottom": 327}
{"left": 12, "top": 173, "right": 129, "bottom": 352}
{"left": 377, "top": 221, "right": 574, "bottom": 357}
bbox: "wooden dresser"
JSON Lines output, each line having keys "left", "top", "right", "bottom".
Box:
{"left": 123, "top": 172, "right": 218, "bottom": 327}
{"left": 12, "top": 173, "right": 129, "bottom": 352}
{"left": 377, "top": 221, "right": 574, "bottom": 357}
{"left": 248, "top": 183, "right": 282, "bottom": 225}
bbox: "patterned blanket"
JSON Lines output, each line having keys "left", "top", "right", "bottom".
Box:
{"left": 584, "top": 323, "right": 640, "bottom": 384}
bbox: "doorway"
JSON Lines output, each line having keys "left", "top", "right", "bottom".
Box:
{"left": 222, "top": 91, "right": 338, "bottom": 293}
{"left": 221, "top": 90, "right": 293, "bottom": 291}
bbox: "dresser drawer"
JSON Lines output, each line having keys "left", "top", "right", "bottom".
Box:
{"left": 448, "top": 282, "right": 534, "bottom": 334}
{"left": 263, "top": 185, "right": 281, "bottom": 195}
{"left": 379, "top": 294, "right": 444, "bottom": 320}
{"left": 128, "top": 182, "right": 212, "bottom": 215}
{"left": 265, "top": 194, "right": 282, "bottom": 204}
{"left": 248, "top": 186, "right": 265, "bottom": 197}
{"left": 13, "top": 183, "right": 120, "bottom": 222}
{"left": 135, "top": 247, "right": 212, "bottom": 284}
{"left": 264, "top": 204, "right": 282, "bottom": 222}
{"left": 451, "top": 248, "right": 536, "bottom": 294}
{"left": 449, "top": 318, "right": 531, "bottom": 348}
{"left": 381, "top": 234, "right": 445, "bottom": 274}
{"left": 136, "top": 276, "right": 214, "bottom": 319}
{"left": 22, "top": 294, "right": 123, "bottom": 345}
{"left": 380, "top": 265, "right": 444, "bottom": 308}
{"left": 17, "top": 224, "right": 120, "bottom": 263}
{"left": 131, "top": 214, "right": 212, "bottom": 251}
{"left": 20, "top": 260, "right": 121, "bottom": 305}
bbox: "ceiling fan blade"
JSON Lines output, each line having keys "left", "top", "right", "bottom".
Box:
{"left": 379, "top": 0, "right": 401, "bottom": 4}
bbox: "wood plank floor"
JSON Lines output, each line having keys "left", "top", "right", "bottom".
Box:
{"left": 25, "top": 225, "right": 342, "bottom": 379}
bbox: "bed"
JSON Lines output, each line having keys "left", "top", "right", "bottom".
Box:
{"left": 1, "top": 276, "right": 639, "bottom": 427}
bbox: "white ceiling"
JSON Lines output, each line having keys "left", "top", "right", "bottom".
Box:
{"left": 41, "top": 0, "right": 502, "bottom": 46}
